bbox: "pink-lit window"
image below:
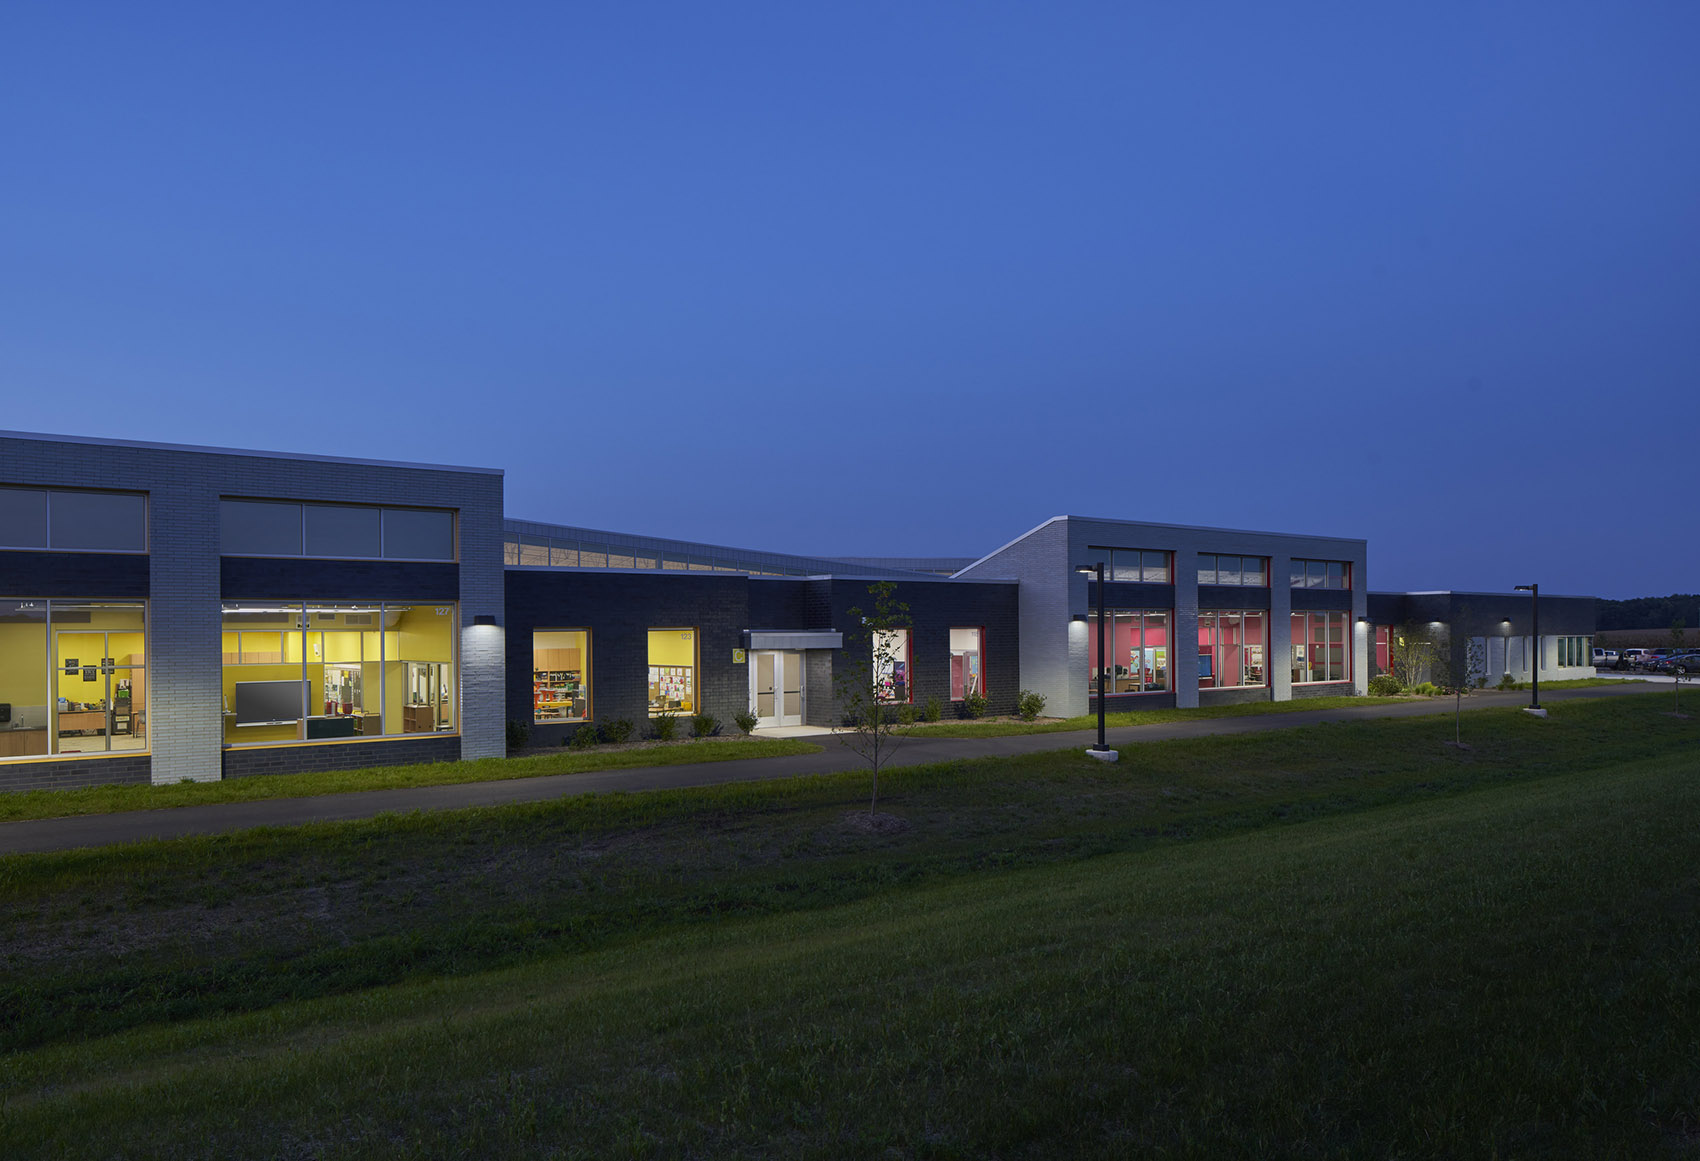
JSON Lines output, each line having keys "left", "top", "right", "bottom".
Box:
{"left": 1087, "top": 610, "right": 1170, "bottom": 695}
{"left": 949, "top": 628, "right": 984, "bottom": 700}
{"left": 1198, "top": 611, "right": 1267, "bottom": 688}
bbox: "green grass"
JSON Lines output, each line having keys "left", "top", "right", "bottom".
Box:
{"left": 0, "top": 735, "right": 821, "bottom": 824}
{"left": 899, "top": 693, "right": 1407, "bottom": 735}
{"left": 3, "top": 708, "right": 1696, "bottom": 1157}
{"left": 1496, "top": 676, "right": 1640, "bottom": 690}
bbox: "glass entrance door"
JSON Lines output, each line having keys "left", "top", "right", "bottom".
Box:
{"left": 751, "top": 650, "right": 804, "bottom": 728}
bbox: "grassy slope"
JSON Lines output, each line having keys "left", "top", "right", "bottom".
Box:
{"left": 0, "top": 736, "right": 822, "bottom": 824}
{"left": 4, "top": 746, "right": 1697, "bottom": 1158}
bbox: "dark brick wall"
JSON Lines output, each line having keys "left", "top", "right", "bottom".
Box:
{"left": 1197, "top": 584, "right": 1271, "bottom": 610}
{"left": 0, "top": 754, "right": 151, "bottom": 793}
{"left": 221, "top": 558, "right": 460, "bottom": 601}
{"left": 1198, "top": 686, "right": 1272, "bottom": 706}
{"left": 748, "top": 578, "right": 809, "bottom": 629}
{"left": 811, "top": 578, "right": 1021, "bottom": 723}
{"left": 1292, "top": 682, "right": 1354, "bottom": 699}
{"left": 222, "top": 735, "right": 461, "bottom": 778}
{"left": 0, "top": 552, "right": 149, "bottom": 598}
{"left": 1290, "top": 588, "right": 1355, "bottom": 612}
{"left": 1095, "top": 581, "right": 1175, "bottom": 611}
{"left": 1090, "top": 692, "right": 1178, "bottom": 712}
{"left": 505, "top": 571, "right": 752, "bottom": 745}
{"left": 1368, "top": 592, "right": 1595, "bottom": 637}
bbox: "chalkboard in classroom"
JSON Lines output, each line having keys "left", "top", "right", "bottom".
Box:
{"left": 234, "top": 680, "right": 307, "bottom": 725}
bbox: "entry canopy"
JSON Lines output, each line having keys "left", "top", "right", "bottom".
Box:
{"left": 744, "top": 630, "right": 844, "bottom": 651}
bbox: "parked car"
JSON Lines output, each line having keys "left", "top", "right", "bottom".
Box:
{"left": 1622, "top": 648, "right": 1654, "bottom": 669}
{"left": 1654, "top": 653, "right": 1700, "bottom": 675}
{"left": 1593, "top": 648, "right": 1620, "bottom": 667}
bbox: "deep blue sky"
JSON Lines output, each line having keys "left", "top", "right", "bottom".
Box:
{"left": 3, "top": 4, "right": 1696, "bottom": 599}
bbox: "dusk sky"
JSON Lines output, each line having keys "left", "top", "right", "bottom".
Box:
{"left": 3, "top": 4, "right": 1696, "bottom": 599}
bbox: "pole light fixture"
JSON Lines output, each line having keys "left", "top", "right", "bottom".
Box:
{"left": 1513, "top": 584, "right": 1540, "bottom": 711}
{"left": 1075, "top": 563, "right": 1118, "bottom": 762}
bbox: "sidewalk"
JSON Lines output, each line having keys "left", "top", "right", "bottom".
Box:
{"left": 0, "top": 683, "right": 1654, "bottom": 856}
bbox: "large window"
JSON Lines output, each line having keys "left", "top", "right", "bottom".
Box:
{"left": 1198, "top": 611, "right": 1267, "bottom": 688}
{"left": 1557, "top": 636, "right": 1591, "bottom": 667}
{"left": 1291, "top": 611, "right": 1350, "bottom": 683}
{"left": 1290, "top": 559, "right": 1351, "bottom": 590}
{"left": 221, "top": 602, "right": 457, "bottom": 745}
{"left": 534, "top": 630, "right": 591, "bottom": 722}
{"left": 1089, "top": 548, "right": 1171, "bottom": 584}
{"left": 1087, "top": 610, "right": 1170, "bottom": 695}
{"left": 874, "top": 628, "right": 913, "bottom": 703}
{"left": 0, "top": 487, "right": 146, "bottom": 553}
{"left": 647, "top": 628, "right": 697, "bottom": 715}
{"left": 220, "top": 500, "right": 455, "bottom": 561}
{"left": 1197, "top": 555, "right": 1268, "bottom": 587}
{"left": 949, "top": 627, "right": 984, "bottom": 700}
{"left": 0, "top": 599, "right": 147, "bottom": 761}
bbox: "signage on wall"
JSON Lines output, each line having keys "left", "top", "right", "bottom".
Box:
{"left": 732, "top": 649, "right": 746, "bottom": 664}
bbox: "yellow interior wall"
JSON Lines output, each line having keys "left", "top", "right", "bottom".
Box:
{"left": 647, "top": 629, "right": 696, "bottom": 668}
{"left": 384, "top": 661, "right": 405, "bottom": 729}
{"left": 323, "top": 631, "right": 366, "bottom": 664}
{"left": 395, "top": 607, "right": 453, "bottom": 662}
{"left": 0, "top": 620, "right": 48, "bottom": 708}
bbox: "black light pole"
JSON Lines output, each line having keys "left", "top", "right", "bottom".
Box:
{"left": 1077, "top": 562, "right": 1114, "bottom": 758}
{"left": 1514, "top": 584, "right": 1539, "bottom": 709}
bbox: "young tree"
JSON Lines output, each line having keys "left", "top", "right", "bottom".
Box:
{"left": 1672, "top": 617, "right": 1687, "bottom": 714}
{"left": 835, "top": 581, "right": 912, "bottom": 818}
{"left": 1391, "top": 621, "right": 1438, "bottom": 691}
{"left": 1439, "top": 613, "right": 1487, "bottom": 745}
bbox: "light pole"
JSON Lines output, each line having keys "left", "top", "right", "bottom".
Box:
{"left": 1514, "top": 584, "right": 1539, "bottom": 710}
{"left": 1076, "top": 562, "right": 1117, "bottom": 761}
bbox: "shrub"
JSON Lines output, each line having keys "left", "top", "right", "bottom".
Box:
{"left": 651, "top": 712, "right": 679, "bottom": 741}
{"left": 897, "top": 703, "right": 918, "bottom": 726}
{"left": 922, "top": 696, "right": 943, "bottom": 722}
{"left": 963, "top": 690, "right": 988, "bottom": 719}
{"left": 733, "top": 710, "right": 759, "bottom": 735}
{"left": 1413, "top": 681, "right": 1439, "bottom": 697}
{"left": 505, "top": 720, "right": 530, "bottom": 751}
{"left": 1497, "top": 672, "right": 1518, "bottom": 691}
{"left": 602, "top": 718, "right": 634, "bottom": 744}
{"left": 1016, "top": 690, "right": 1047, "bottom": 721}
{"left": 691, "top": 713, "right": 720, "bottom": 738}
{"left": 1367, "top": 673, "right": 1402, "bottom": 696}
{"left": 568, "top": 724, "right": 601, "bottom": 749}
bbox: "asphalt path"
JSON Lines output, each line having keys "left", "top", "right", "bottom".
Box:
{"left": 0, "top": 683, "right": 1660, "bottom": 856}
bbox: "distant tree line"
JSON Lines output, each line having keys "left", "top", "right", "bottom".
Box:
{"left": 1596, "top": 594, "right": 1700, "bottom": 631}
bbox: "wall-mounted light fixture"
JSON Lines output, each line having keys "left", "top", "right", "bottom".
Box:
{"left": 473, "top": 615, "right": 497, "bottom": 627}
{"left": 1071, "top": 614, "right": 1088, "bottom": 623}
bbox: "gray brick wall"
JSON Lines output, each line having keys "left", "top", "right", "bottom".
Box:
{"left": 223, "top": 735, "right": 460, "bottom": 779}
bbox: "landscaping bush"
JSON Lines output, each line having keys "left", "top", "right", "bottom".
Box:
{"left": 1497, "top": 672, "right": 1518, "bottom": 691}
{"left": 1413, "top": 681, "right": 1439, "bottom": 697}
{"left": 691, "top": 713, "right": 720, "bottom": 738}
{"left": 923, "top": 696, "right": 943, "bottom": 722}
{"left": 962, "top": 690, "right": 988, "bottom": 719}
{"left": 1368, "top": 673, "right": 1402, "bottom": 696}
{"left": 505, "top": 720, "right": 530, "bottom": 751}
{"left": 602, "top": 718, "right": 634, "bottom": 744}
{"left": 1016, "top": 690, "right": 1047, "bottom": 721}
{"left": 733, "top": 710, "right": 759, "bottom": 735}
{"left": 568, "top": 724, "right": 601, "bottom": 750}
{"left": 651, "top": 712, "right": 679, "bottom": 741}
{"left": 897, "top": 703, "right": 918, "bottom": 726}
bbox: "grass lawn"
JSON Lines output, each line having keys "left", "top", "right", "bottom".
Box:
{"left": 898, "top": 693, "right": 1409, "bottom": 736}
{"left": 1, "top": 695, "right": 1696, "bottom": 1156}
{"left": 0, "top": 735, "right": 822, "bottom": 825}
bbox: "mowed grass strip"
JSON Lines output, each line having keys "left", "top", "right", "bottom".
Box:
{"left": 896, "top": 679, "right": 1635, "bottom": 737}
{"left": 0, "top": 693, "right": 1693, "bottom": 1063}
{"left": 0, "top": 735, "right": 822, "bottom": 824}
{"left": 4, "top": 751, "right": 1697, "bottom": 1159}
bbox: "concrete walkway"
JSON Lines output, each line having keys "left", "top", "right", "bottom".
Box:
{"left": 0, "top": 683, "right": 1658, "bottom": 856}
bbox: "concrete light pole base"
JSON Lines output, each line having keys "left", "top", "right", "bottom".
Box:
{"left": 1522, "top": 707, "right": 1548, "bottom": 718}
{"left": 1085, "top": 747, "right": 1120, "bottom": 762}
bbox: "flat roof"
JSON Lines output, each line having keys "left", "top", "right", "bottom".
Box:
{"left": 0, "top": 429, "right": 504, "bottom": 477}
